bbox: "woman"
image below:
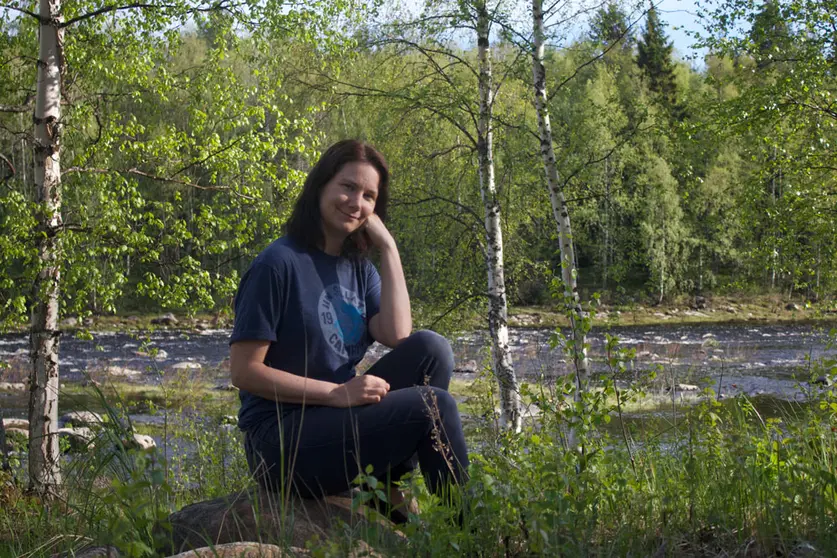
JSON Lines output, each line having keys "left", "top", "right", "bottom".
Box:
{"left": 229, "top": 140, "right": 469, "bottom": 519}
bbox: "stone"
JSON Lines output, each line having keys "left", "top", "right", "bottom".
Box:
{"left": 60, "top": 411, "right": 103, "bottom": 428}
{"left": 5, "top": 427, "right": 28, "bottom": 450}
{"left": 693, "top": 295, "right": 708, "bottom": 309}
{"left": 152, "top": 313, "right": 179, "bottom": 326}
{"left": 127, "top": 433, "right": 156, "bottom": 451}
{"left": 164, "top": 543, "right": 293, "bottom": 558}
{"left": 58, "top": 427, "right": 94, "bottom": 452}
{"left": 155, "top": 489, "right": 402, "bottom": 556}
{"left": 171, "top": 362, "right": 202, "bottom": 371}
{"left": 135, "top": 349, "right": 169, "bottom": 360}
{"left": 2, "top": 418, "right": 29, "bottom": 429}
{"left": 60, "top": 317, "right": 79, "bottom": 328}
{"left": 52, "top": 545, "right": 121, "bottom": 558}
{"left": 674, "top": 383, "right": 700, "bottom": 392}
{"left": 813, "top": 375, "right": 833, "bottom": 387}
{"left": 105, "top": 366, "right": 143, "bottom": 378}
{"left": 785, "top": 303, "right": 801, "bottom": 311}
{"left": 453, "top": 360, "right": 478, "bottom": 374}
{"left": 0, "top": 382, "right": 26, "bottom": 392}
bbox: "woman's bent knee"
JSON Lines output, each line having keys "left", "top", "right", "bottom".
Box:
{"left": 408, "top": 330, "right": 454, "bottom": 370}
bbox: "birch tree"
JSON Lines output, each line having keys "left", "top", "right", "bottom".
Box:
{"left": 530, "top": 0, "right": 588, "bottom": 442}
{"left": 476, "top": 0, "right": 521, "bottom": 431}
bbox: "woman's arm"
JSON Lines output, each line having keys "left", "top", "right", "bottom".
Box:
{"left": 365, "top": 214, "right": 412, "bottom": 348}
{"left": 230, "top": 340, "right": 390, "bottom": 407}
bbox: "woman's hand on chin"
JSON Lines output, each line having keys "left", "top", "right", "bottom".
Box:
{"left": 328, "top": 374, "right": 390, "bottom": 407}
{"left": 363, "top": 213, "right": 396, "bottom": 251}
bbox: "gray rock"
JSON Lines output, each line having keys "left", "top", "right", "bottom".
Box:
{"left": 127, "top": 433, "right": 156, "bottom": 451}
{"left": 58, "top": 427, "right": 94, "bottom": 452}
{"left": 164, "top": 543, "right": 292, "bottom": 558}
{"left": 2, "top": 418, "right": 29, "bottom": 429}
{"left": 151, "top": 313, "right": 179, "bottom": 326}
{"left": 674, "top": 383, "right": 700, "bottom": 392}
{"left": 155, "top": 489, "right": 402, "bottom": 556}
{"left": 60, "top": 411, "right": 103, "bottom": 428}
{"left": 5, "top": 427, "right": 28, "bottom": 450}
{"left": 0, "top": 382, "right": 26, "bottom": 392}
{"left": 171, "top": 362, "right": 201, "bottom": 371}
{"left": 105, "top": 366, "right": 143, "bottom": 377}
{"left": 214, "top": 383, "right": 238, "bottom": 392}
{"left": 60, "top": 317, "right": 79, "bottom": 328}
{"left": 51, "top": 545, "right": 121, "bottom": 558}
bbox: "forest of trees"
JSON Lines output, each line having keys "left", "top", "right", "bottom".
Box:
{"left": 1, "top": 0, "right": 834, "bottom": 331}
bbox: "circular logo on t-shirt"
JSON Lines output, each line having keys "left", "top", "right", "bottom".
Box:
{"left": 318, "top": 284, "right": 367, "bottom": 359}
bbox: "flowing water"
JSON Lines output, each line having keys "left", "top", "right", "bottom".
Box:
{"left": 2, "top": 322, "right": 834, "bottom": 419}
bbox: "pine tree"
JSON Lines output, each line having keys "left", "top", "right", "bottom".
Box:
{"left": 636, "top": 5, "right": 678, "bottom": 113}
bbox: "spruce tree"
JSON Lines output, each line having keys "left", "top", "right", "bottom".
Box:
{"left": 636, "top": 4, "right": 679, "bottom": 114}
{"left": 590, "top": 2, "right": 633, "bottom": 51}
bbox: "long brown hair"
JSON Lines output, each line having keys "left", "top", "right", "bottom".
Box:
{"left": 285, "top": 139, "right": 390, "bottom": 257}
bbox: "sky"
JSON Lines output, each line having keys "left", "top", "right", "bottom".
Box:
{"left": 655, "top": 0, "right": 706, "bottom": 63}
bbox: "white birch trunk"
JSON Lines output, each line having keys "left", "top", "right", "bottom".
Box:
{"left": 531, "top": 0, "right": 590, "bottom": 435}
{"left": 477, "top": 3, "right": 521, "bottom": 432}
{"left": 29, "top": 0, "right": 64, "bottom": 496}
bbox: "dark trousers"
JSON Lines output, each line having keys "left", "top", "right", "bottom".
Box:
{"left": 244, "top": 330, "right": 470, "bottom": 499}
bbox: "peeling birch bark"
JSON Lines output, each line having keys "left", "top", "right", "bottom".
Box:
{"left": 531, "top": 0, "right": 590, "bottom": 442}
{"left": 29, "top": 0, "right": 64, "bottom": 497}
{"left": 477, "top": 3, "right": 521, "bottom": 432}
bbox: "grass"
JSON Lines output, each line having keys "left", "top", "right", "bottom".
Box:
{"left": 2, "top": 351, "right": 836, "bottom": 557}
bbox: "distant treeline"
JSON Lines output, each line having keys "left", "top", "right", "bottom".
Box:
{"left": 0, "top": 1, "right": 833, "bottom": 327}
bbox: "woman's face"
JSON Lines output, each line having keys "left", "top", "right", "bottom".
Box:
{"left": 319, "top": 161, "right": 380, "bottom": 244}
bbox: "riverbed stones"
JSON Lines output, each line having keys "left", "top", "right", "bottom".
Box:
{"left": 104, "top": 366, "right": 143, "bottom": 378}
{"left": 60, "top": 411, "right": 103, "bottom": 428}
{"left": 156, "top": 488, "right": 401, "bottom": 555}
{"left": 152, "top": 313, "right": 179, "bottom": 326}
{"left": 0, "top": 382, "right": 26, "bottom": 392}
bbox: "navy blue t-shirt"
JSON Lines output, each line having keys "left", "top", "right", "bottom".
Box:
{"left": 230, "top": 237, "right": 382, "bottom": 431}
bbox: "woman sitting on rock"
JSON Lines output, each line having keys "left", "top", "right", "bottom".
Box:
{"left": 229, "top": 139, "right": 469, "bottom": 521}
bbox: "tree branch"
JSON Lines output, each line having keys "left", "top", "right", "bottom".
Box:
{"left": 61, "top": 167, "right": 255, "bottom": 200}
{"left": 0, "top": 4, "right": 39, "bottom": 20}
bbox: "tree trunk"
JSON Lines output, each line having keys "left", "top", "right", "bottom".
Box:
{"left": 28, "top": 0, "right": 64, "bottom": 497}
{"left": 531, "top": 0, "right": 590, "bottom": 425}
{"left": 477, "top": 3, "right": 521, "bottom": 432}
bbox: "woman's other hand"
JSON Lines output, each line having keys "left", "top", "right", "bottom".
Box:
{"left": 328, "top": 374, "right": 390, "bottom": 407}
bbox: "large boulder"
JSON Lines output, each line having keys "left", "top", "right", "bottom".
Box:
{"left": 2, "top": 418, "right": 29, "bottom": 430}
{"left": 155, "top": 489, "right": 401, "bottom": 556}
{"left": 52, "top": 545, "right": 120, "bottom": 558}
{"left": 58, "top": 427, "right": 95, "bottom": 452}
{"left": 164, "top": 543, "right": 294, "bottom": 558}
{"left": 60, "top": 411, "right": 104, "bottom": 428}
